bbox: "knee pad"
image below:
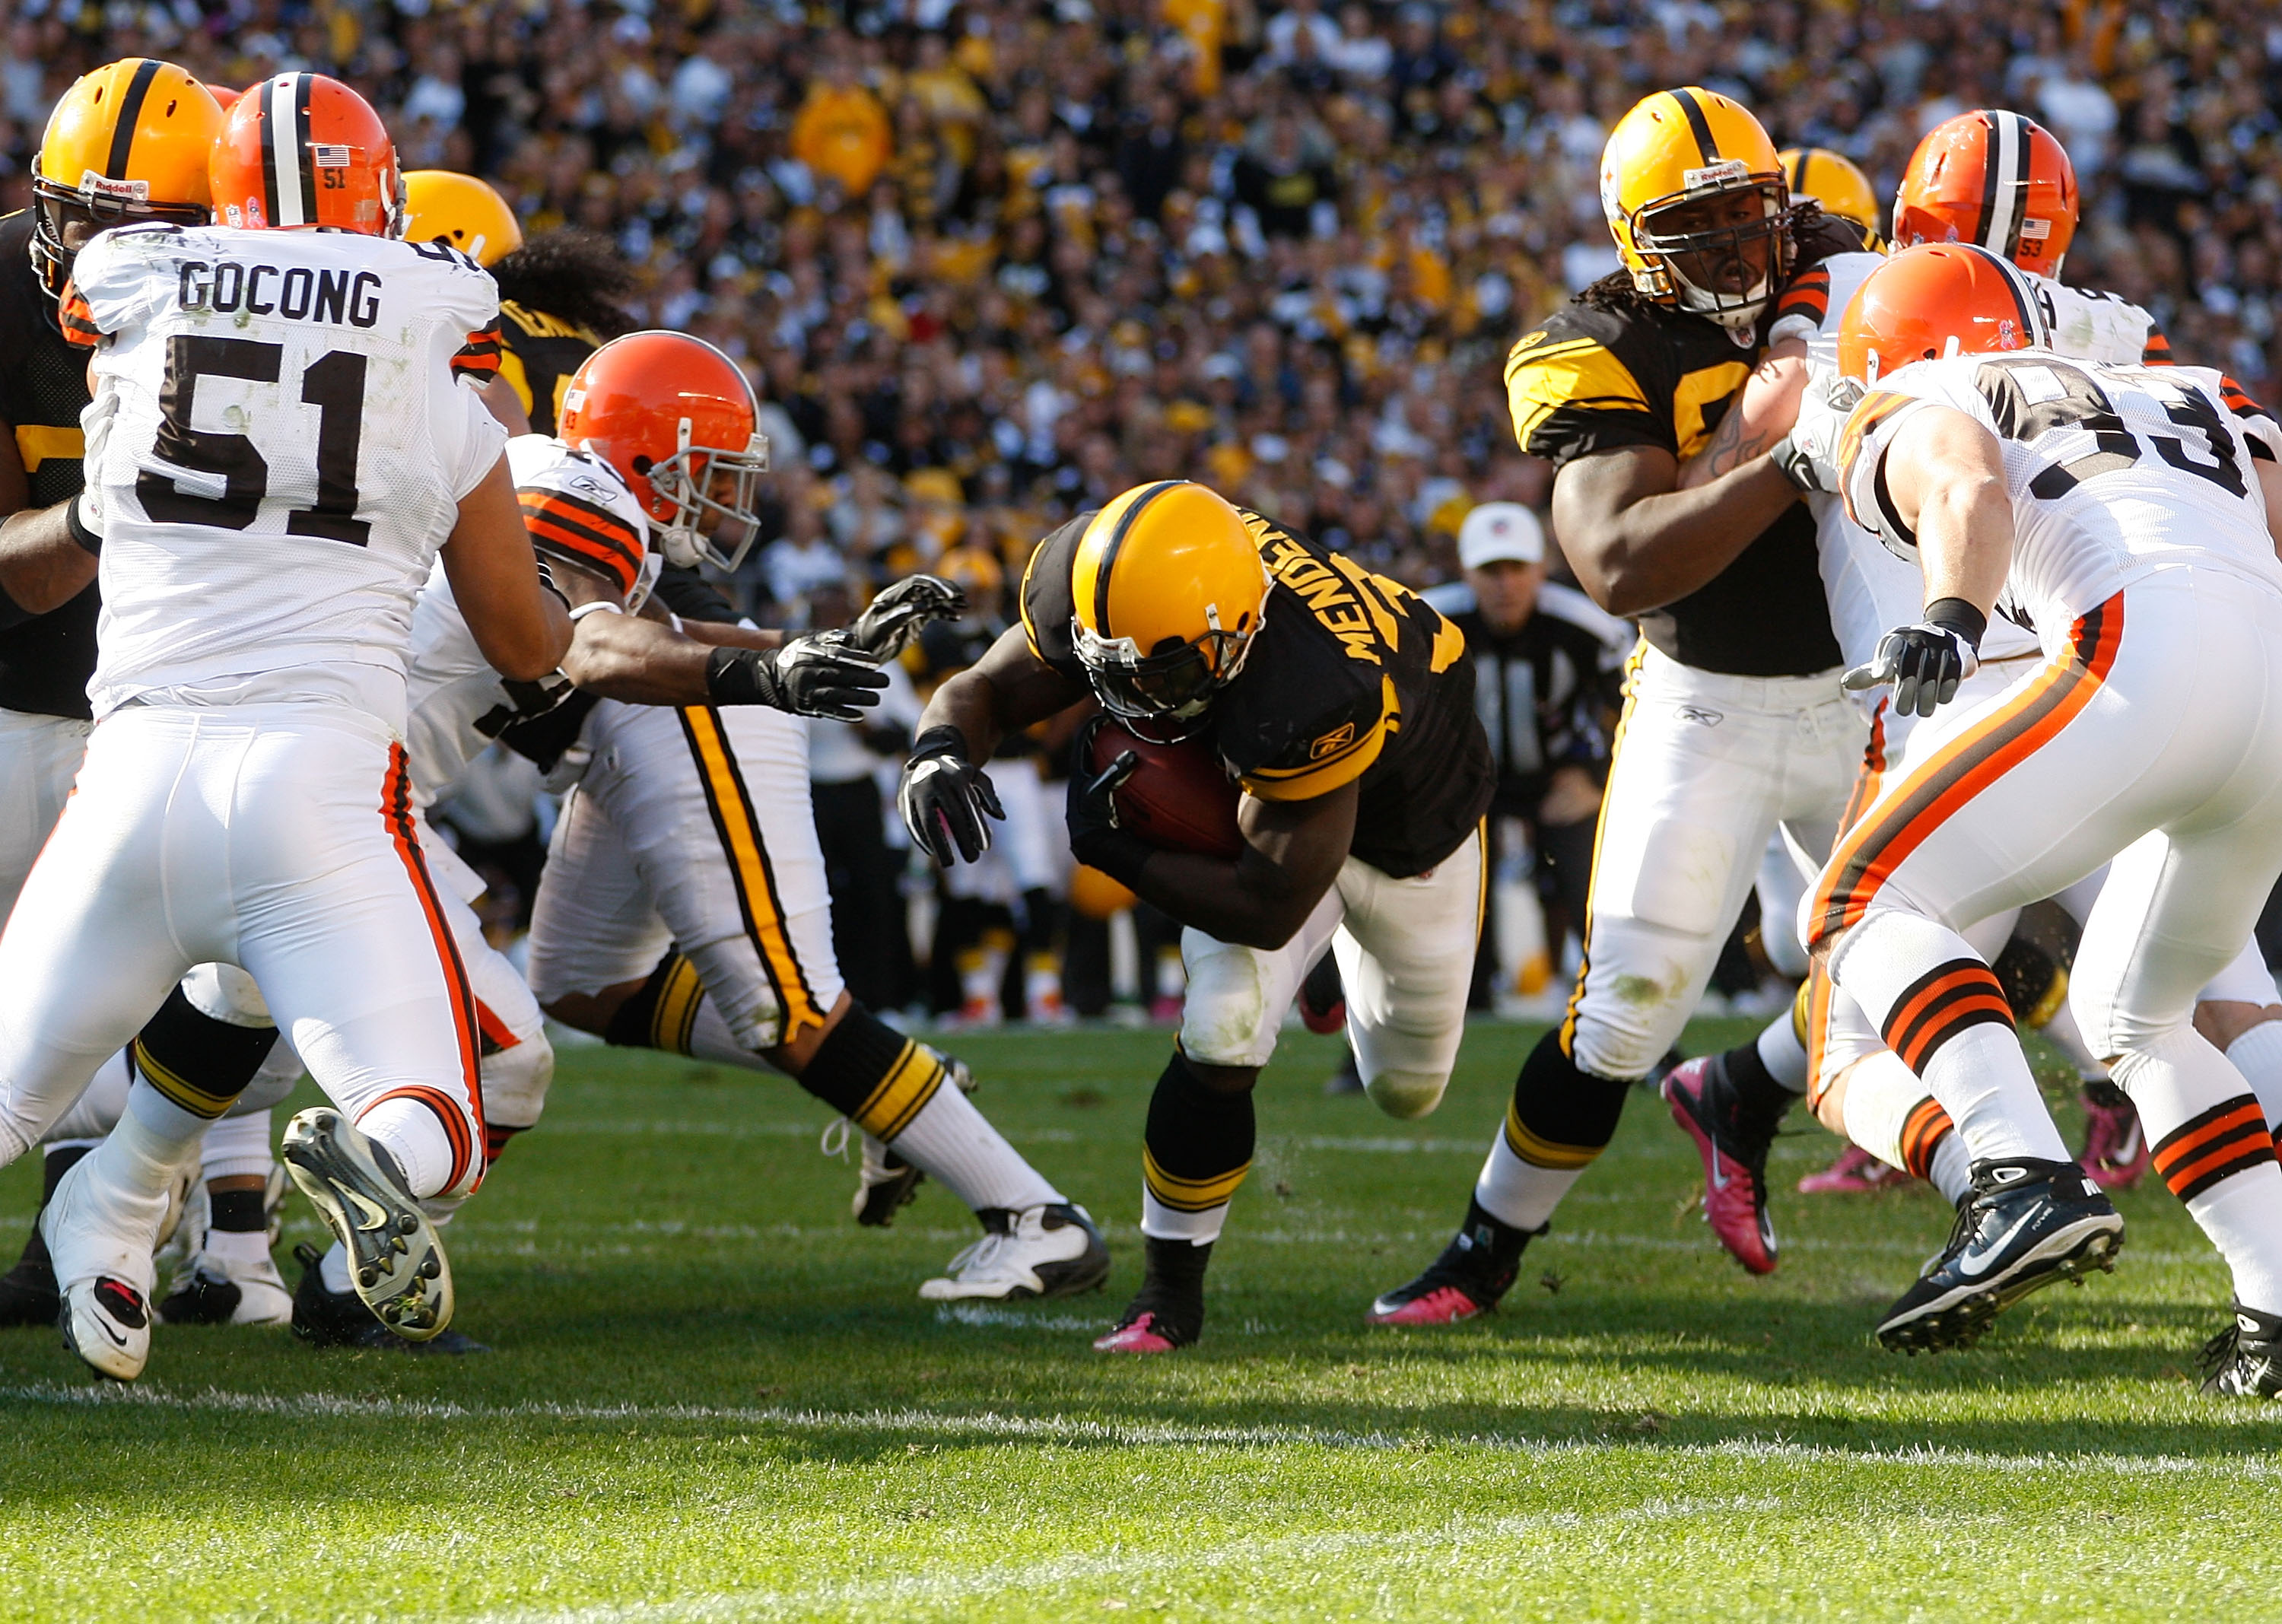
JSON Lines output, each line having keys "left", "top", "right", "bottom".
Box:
{"left": 1363, "top": 1067, "right": 1447, "bottom": 1120}
{"left": 479, "top": 1026, "right": 554, "bottom": 1134}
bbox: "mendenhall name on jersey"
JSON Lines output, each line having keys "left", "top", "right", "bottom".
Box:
{"left": 65, "top": 221, "right": 505, "bottom": 730}
{"left": 402, "top": 434, "right": 650, "bottom": 804}
{"left": 1022, "top": 507, "right": 1492, "bottom": 878}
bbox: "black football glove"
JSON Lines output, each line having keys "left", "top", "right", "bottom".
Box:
{"left": 706, "top": 636, "right": 888, "bottom": 722}
{"left": 844, "top": 574, "right": 967, "bottom": 660}
{"left": 898, "top": 725, "right": 1004, "bottom": 866}
{"left": 1842, "top": 597, "right": 1986, "bottom": 718}
{"left": 1066, "top": 719, "right": 1155, "bottom": 888}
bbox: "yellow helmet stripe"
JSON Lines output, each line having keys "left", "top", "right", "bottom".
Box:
{"left": 103, "top": 59, "right": 164, "bottom": 180}
{"left": 1092, "top": 478, "right": 1183, "bottom": 635}
{"left": 1667, "top": 87, "right": 1720, "bottom": 164}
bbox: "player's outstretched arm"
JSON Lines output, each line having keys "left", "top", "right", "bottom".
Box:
{"left": 559, "top": 585, "right": 887, "bottom": 720}
{"left": 902, "top": 624, "right": 1090, "bottom": 866}
{"left": 441, "top": 454, "right": 574, "bottom": 681}
{"left": 1069, "top": 748, "right": 1358, "bottom": 952}
{"left": 1554, "top": 435, "right": 1804, "bottom": 618}
{"left": 0, "top": 500, "right": 97, "bottom": 624}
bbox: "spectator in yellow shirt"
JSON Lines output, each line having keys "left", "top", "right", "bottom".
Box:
{"left": 792, "top": 57, "right": 892, "bottom": 199}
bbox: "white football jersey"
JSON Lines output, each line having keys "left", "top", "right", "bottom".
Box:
{"left": 72, "top": 222, "right": 506, "bottom": 728}
{"left": 1841, "top": 353, "right": 2282, "bottom": 640}
{"left": 1774, "top": 253, "right": 2166, "bottom": 667}
{"left": 402, "top": 434, "right": 650, "bottom": 802}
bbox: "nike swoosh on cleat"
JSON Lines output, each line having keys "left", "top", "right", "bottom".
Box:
{"left": 343, "top": 1190, "right": 391, "bottom": 1232}
{"left": 1707, "top": 1146, "right": 1731, "bottom": 1191}
{"left": 1956, "top": 1210, "right": 2039, "bottom": 1276}
{"left": 94, "top": 1314, "right": 127, "bottom": 1348}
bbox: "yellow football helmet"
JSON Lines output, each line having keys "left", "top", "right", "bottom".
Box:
{"left": 1600, "top": 87, "right": 1790, "bottom": 331}
{"left": 402, "top": 170, "right": 523, "bottom": 266}
{"left": 1069, "top": 481, "right": 1268, "bottom": 738}
{"left": 1779, "top": 147, "right": 1880, "bottom": 237}
{"left": 32, "top": 59, "right": 223, "bottom": 299}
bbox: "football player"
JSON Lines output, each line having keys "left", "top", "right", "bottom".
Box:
{"left": 1368, "top": 87, "right": 1872, "bottom": 1325}
{"left": 0, "top": 59, "right": 314, "bottom": 1334}
{"left": 522, "top": 332, "right": 1111, "bottom": 1305}
{"left": 0, "top": 72, "right": 571, "bottom": 1380}
{"left": 1778, "top": 147, "right": 1882, "bottom": 243}
{"left": 906, "top": 480, "right": 1494, "bottom": 1350}
{"left": 1810, "top": 245, "right": 2282, "bottom": 1384}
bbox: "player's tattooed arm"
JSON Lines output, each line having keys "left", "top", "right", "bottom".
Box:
{"left": 1555, "top": 431, "right": 1804, "bottom": 618}
{"left": 1116, "top": 781, "right": 1359, "bottom": 952}
{"left": 1676, "top": 338, "right": 1808, "bottom": 491}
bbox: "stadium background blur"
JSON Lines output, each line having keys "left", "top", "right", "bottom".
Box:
{"left": 5, "top": 0, "right": 2280, "bottom": 1016}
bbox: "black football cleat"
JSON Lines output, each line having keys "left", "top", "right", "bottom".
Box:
{"left": 290, "top": 1244, "right": 490, "bottom": 1355}
{"left": 0, "top": 1240, "right": 59, "bottom": 1330}
{"left": 1094, "top": 1236, "right": 1209, "bottom": 1353}
{"left": 1368, "top": 1198, "right": 1542, "bottom": 1325}
{"left": 1876, "top": 1157, "right": 2122, "bottom": 1353}
{"left": 2198, "top": 1302, "right": 2282, "bottom": 1398}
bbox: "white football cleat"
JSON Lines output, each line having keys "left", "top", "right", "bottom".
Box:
{"left": 158, "top": 1243, "right": 294, "bottom": 1327}
{"left": 281, "top": 1108, "right": 453, "bottom": 1340}
{"left": 918, "top": 1203, "right": 1111, "bottom": 1301}
{"left": 42, "top": 1154, "right": 168, "bottom": 1381}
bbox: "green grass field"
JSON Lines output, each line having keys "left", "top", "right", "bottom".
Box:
{"left": 2, "top": 1017, "right": 2278, "bottom": 1622}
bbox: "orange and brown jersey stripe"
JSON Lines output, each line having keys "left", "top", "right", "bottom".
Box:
{"left": 1898, "top": 1095, "right": 1954, "bottom": 1181}
{"left": 1880, "top": 958, "right": 2013, "bottom": 1075}
{"left": 452, "top": 319, "right": 504, "bottom": 382}
{"left": 1773, "top": 265, "right": 1829, "bottom": 329}
{"left": 2141, "top": 329, "right": 2175, "bottom": 367}
{"left": 2153, "top": 1095, "right": 2274, "bottom": 1203}
{"left": 1809, "top": 596, "right": 2123, "bottom": 949}
{"left": 377, "top": 743, "right": 485, "bottom": 1190}
{"left": 57, "top": 283, "right": 101, "bottom": 348}
{"left": 520, "top": 487, "right": 644, "bottom": 598}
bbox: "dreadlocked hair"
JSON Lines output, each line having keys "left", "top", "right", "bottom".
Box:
{"left": 490, "top": 229, "right": 642, "bottom": 340}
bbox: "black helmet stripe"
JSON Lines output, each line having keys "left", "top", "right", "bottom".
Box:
{"left": 1972, "top": 110, "right": 2028, "bottom": 256}
{"left": 257, "top": 75, "right": 283, "bottom": 225}
{"left": 1957, "top": 242, "right": 2039, "bottom": 342}
{"left": 1093, "top": 479, "right": 1184, "bottom": 637}
{"left": 103, "top": 59, "right": 164, "bottom": 181}
{"left": 1668, "top": 87, "right": 1721, "bottom": 164}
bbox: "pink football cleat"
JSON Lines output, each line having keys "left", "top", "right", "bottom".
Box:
{"left": 2080, "top": 1091, "right": 2150, "bottom": 1190}
{"left": 1797, "top": 1143, "right": 1906, "bottom": 1194}
{"left": 1092, "top": 1310, "right": 1184, "bottom": 1354}
{"left": 1663, "top": 1057, "right": 1779, "bottom": 1275}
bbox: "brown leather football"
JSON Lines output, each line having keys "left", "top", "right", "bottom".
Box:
{"left": 1085, "top": 720, "right": 1244, "bottom": 859}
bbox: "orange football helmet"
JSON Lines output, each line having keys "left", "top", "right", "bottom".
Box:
{"left": 209, "top": 73, "right": 403, "bottom": 236}
{"left": 1893, "top": 110, "right": 2078, "bottom": 277}
{"left": 1837, "top": 243, "right": 2045, "bottom": 383}
{"left": 558, "top": 332, "right": 771, "bottom": 573}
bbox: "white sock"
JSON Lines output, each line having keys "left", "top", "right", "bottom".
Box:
{"left": 1755, "top": 1008, "right": 1810, "bottom": 1092}
{"left": 200, "top": 1110, "right": 273, "bottom": 1182}
{"left": 1141, "top": 1187, "right": 1228, "bottom": 1244}
{"left": 1473, "top": 1127, "right": 1585, "bottom": 1232}
{"left": 354, "top": 1098, "right": 455, "bottom": 1199}
{"left": 2188, "top": 1163, "right": 2282, "bottom": 1313}
{"left": 1836, "top": 1051, "right": 1921, "bottom": 1173}
{"left": 889, "top": 1082, "right": 1061, "bottom": 1214}
{"left": 319, "top": 1240, "right": 352, "bottom": 1294}
{"left": 203, "top": 1226, "right": 272, "bottom": 1269}
{"left": 1927, "top": 1131, "right": 1972, "bottom": 1206}
{"left": 2037, "top": 998, "right": 2109, "bottom": 1082}
{"left": 2112, "top": 1026, "right": 2282, "bottom": 1303}
{"left": 63, "top": 1082, "right": 208, "bottom": 1281}
{"left": 2226, "top": 1020, "right": 2282, "bottom": 1130}
{"left": 1830, "top": 914, "right": 2070, "bottom": 1163}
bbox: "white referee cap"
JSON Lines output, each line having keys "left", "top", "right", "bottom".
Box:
{"left": 1457, "top": 502, "right": 1546, "bottom": 570}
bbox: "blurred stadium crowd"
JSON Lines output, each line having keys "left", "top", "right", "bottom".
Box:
{"left": 4, "top": 0, "right": 2280, "bottom": 1021}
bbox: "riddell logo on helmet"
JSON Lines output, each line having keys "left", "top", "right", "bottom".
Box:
{"left": 1683, "top": 159, "right": 1749, "bottom": 190}
{"left": 79, "top": 171, "right": 150, "bottom": 202}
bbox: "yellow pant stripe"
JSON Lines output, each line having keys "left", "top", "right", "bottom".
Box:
{"left": 1142, "top": 1146, "right": 1251, "bottom": 1212}
{"left": 650, "top": 955, "right": 707, "bottom": 1055}
{"left": 1501, "top": 1098, "right": 1603, "bottom": 1171}
{"left": 853, "top": 1039, "right": 946, "bottom": 1141}
{"left": 130, "top": 1042, "right": 238, "bottom": 1120}
{"left": 678, "top": 707, "right": 824, "bottom": 1043}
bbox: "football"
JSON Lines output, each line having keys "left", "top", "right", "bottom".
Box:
{"left": 1085, "top": 720, "right": 1245, "bottom": 859}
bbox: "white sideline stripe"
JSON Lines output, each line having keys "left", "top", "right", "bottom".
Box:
{"left": 933, "top": 1303, "right": 1106, "bottom": 1332}
{"left": 5, "top": 1382, "right": 2274, "bottom": 1476}
{"left": 536, "top": 1121, "right": 1078, "bottom": 1145}
{"left": 463, "top": 1496, "right": 1780, "bottom": 1622}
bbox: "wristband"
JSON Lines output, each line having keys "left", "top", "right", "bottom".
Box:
{"left": 704, "top": 644, "right": 767, "bottom": 706}
{"left": 567, "top": 599, "right": 624, "bottom": 622}
{"left": 67, "top": 494, "right": 101, "bottom": 556}
{"left": 1922, "top": 597, "right": 1988, "bottom": 649}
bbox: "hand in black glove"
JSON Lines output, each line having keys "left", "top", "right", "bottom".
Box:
{"left": 706, "top": 635, "right": 888, "bottom": 722}
{"left": 898, "top": 725, "right": 1004, "bottom": 866}
{"left": 1065, "top": 717, "right": 1155, "bottom": 888}
{"left": 1842, "top": 597, "right": 1986, "bottom": 718}
{"left": 844, "top": 574, "right": 968, "bottom": 660}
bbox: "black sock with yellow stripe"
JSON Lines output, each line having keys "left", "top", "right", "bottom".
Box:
{"left": 604, "top": 952, "right": 707, "bottom": 1055}
{"left": 1470, "top": 1028, "right": 1629, "bottom": 1231}
{"left": 1141, "top": 1051, "right": 1254, "bottom": 1244}
{"left": 800, "top": 1006, "right": 949, "bottom": 1140}
{"left": 130, "top": 989, "right": 281, "bottom": 1121}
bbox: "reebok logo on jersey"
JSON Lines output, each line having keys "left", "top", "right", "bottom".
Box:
{"left": 1677, "top": 706, "right": 1724, "bottom": 726}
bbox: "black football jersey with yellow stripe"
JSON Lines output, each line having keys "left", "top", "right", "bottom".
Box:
{"left": 1504, "top": 295, "right": 1842, "bottom": 677}
{"left": 1022, "top": 507, "right": 1492, "bottom": 877}
{"left": 0, "top": 209, "right": 98, "bottom": 720}
{"left": 498, "top": 300, "right": 602, "bottom": 437}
